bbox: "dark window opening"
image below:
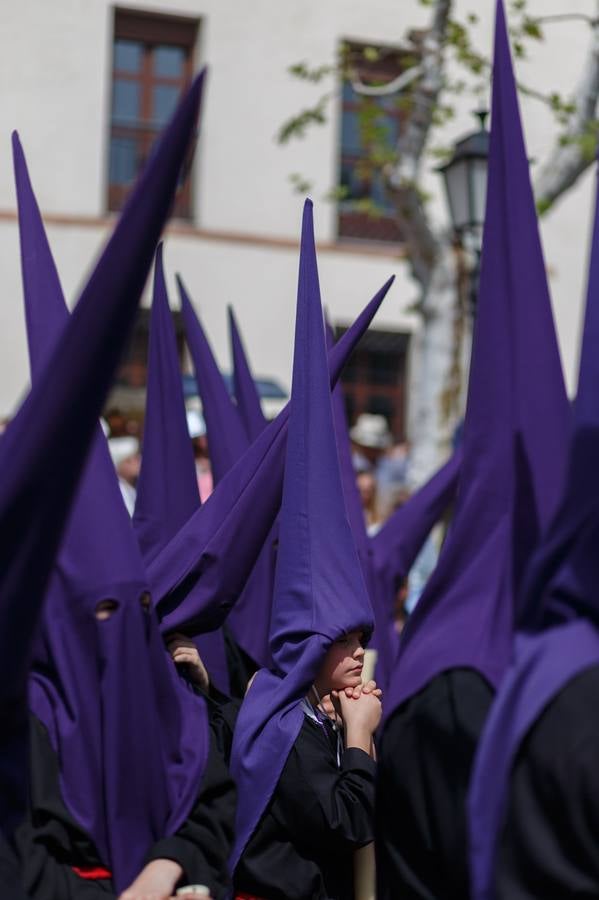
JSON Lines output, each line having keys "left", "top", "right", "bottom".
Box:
{"left": 114, "top": 307, "right": 185, "bottom": 390}
{"left": 108, "top": 8, "right": 199, "bottom": 218}
{"left": 335, "top": 326, "right": 409, "bottom": 440}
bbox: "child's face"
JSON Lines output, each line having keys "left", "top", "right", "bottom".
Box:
{"left": 315, "top": 630, "right": 365, "bottom": 693}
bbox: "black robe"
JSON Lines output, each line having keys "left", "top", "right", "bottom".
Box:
{"left": 375, "top": 669, "right": 494, "bottom": 900}
{"left": 223, "top": 624, "right": 259, "bottom": 700}
{"left": 0, "top": 834, "right": 30, "bottom": 900}
{"left": 207, "top": 697, "right": 241, "bottom": 766}
{"left": 234, "top": 712, "right": 376, "bottom": 900}
{"left": 15, "top": 714, "right": 235, "bottom": 899}
{"left": 496, "top": 664, "right": 599, "bottom": 899}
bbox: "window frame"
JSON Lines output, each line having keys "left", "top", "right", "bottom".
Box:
{"left": 108, "top": 8, "right": 199, "bottom": 219}
{"left": 335, "top": 327, "right": 410, "bottom": 440}
{"left": 337, "top": 40, "right": 413, "bottom": 245}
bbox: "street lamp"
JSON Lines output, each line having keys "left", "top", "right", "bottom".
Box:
{"left": 438, "top": 111, "right": 490, "bottom": 313}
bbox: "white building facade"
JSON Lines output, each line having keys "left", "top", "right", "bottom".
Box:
{"left": 0, "top": 0, "right": 594, "bottom": 452}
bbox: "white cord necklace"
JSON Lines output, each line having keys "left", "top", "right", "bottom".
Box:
{"left": 311, "top": 684, "right": 338, "bottom": 733}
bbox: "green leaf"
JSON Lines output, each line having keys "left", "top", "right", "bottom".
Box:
{"left": 277, "top": 98, "right": 329, "bottom": 144}
{"left": 288, "top": 173, "right": 314, "bottom": 194}
{"left": 324, "top": 184, "right": 351, "bottom": 202}
{"left": 362, "top": 46, "right": 381, "bottom": 62}
{"left": 522, "top": 17, "right": 543, "bottom": 40}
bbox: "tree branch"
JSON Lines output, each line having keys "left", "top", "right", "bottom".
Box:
{"left": 350, "top": 64, "right": 423, "bottom": 97}
{"left": 534, "top": 7, "right": 599, "bottom": 210}
{"left": 386, "top": 0, "right": 452, "bottom": 286}
{"left": 533, "top": 13, "right": 598, "bottom": 27}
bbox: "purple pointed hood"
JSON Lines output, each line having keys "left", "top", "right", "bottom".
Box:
{"left": 0, "top": 114, "right": 190, "bottom": 834}
{"left": 12, "top": 74, "right": 209, "bottom": 893}
{"left": 147, "top": 275, "right": 395, "bottom": 637}
{"left": 228, "top": 306, "right": 267, "bottom": 441}
{"left": 383, "top": 0, "right": 569, "bottom": 722}
{"left": 468, "top": 155, "right": 599, "bottom": 900}
{"left": 179, "top": 278, "right": 248, "bottom": 483}
{"left": 229, "top": 200, "right": 374, "bottom": 869}
{"left": 132, "top": 246, "right": 230, "bottom": 693}
{"left": 133, "top": 244, "right": 200, "bottom": 564}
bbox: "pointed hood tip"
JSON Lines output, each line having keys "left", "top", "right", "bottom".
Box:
{"left": 192, "top": 67, "right": 207, "bottom": 98}
{"left": 12, "top": 132, "right": 26, "bottom": 177}
{"left": 273, "top": 195, "right": 373, "bottom": 655}
{"left": 494, "top": 0, "right": 509, "bottom": 39}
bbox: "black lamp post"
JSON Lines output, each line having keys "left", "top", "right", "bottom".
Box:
{"left": 438, "top": 111, "right": 490, "bottom": 314}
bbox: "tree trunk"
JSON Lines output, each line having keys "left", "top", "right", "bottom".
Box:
{"left": 407, "top": 241, "right": 463, "bottom": 484}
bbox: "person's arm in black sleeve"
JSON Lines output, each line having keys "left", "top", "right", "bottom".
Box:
{"left": 273, "top": 718, "right": 376, "bottom": 854}
{"left": 144, "top": 730, "right": 236, "bottom": 900}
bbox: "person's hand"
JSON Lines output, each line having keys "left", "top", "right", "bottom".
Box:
{"left": 319, "top": 693, "right": 343, "bottom": 729}
{"left": 336, "top": 688, "right": 382, "bottom": 733}
{"left": 332, "top": 688, "right": 382, "bottom": 754}
{"left": 118, "top": 858, "right": 185, "bottom": 899}
{"left": 338, "top": 679, "right": 383, "bottom": 701}
{"left": 166, "top": 634, "right": 209, "bottom": 690}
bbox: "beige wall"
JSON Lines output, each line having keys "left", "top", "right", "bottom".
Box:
{"left": 0, "top": 0, "right": 594, "bottom": 415}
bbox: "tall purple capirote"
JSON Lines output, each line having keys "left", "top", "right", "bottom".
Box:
{"left": 133, "top": 244, "right": 200, "bottom": 564}
{"left": 228, "top": 305, "right": 267, "bottom": 441}
{"left": 383, "top": 0, "right": 569, "bottom": 723}
{"left": 468, "top": 164, "right": 599, "bottom": 900}
{"left": 147, "top": 275, "right": 395, "bottom": 638}
{"left": 0, "top": 112, "right": 190, "bottom": 835}
{"left": 371, "top": 450, "right": 462, "bottom": 683}
{"left": 12, "top": 74, "right": 210, "bottom": 894}
{"left": 229, "top": 200, "right": 375, "bottom": 869}
{"left": 133, "top": 246, "right": 230, "bottom": 693}
{"left": 179, "top": 278, "right": 248, "bottom": 483}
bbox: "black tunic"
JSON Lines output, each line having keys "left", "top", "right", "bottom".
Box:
{"left": 223, "top": 624, "right": 259, "bottom": 700}
{"left": 496, "top": 664, "right": 599, "bottom": 899}
{"left": 207, "top": 697, "right": 241, "bottom": 766}
{"left": 376, "top": 669, "right": 494, "bottom": 900}
{"left": 15, "top": 714, "right": 235, "bottom": 899}
{"left": 0, "top": 834, "right": 31, "bottom": 900}
{"left": 235, "top": 713, "right": 376, "bottom": 900}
